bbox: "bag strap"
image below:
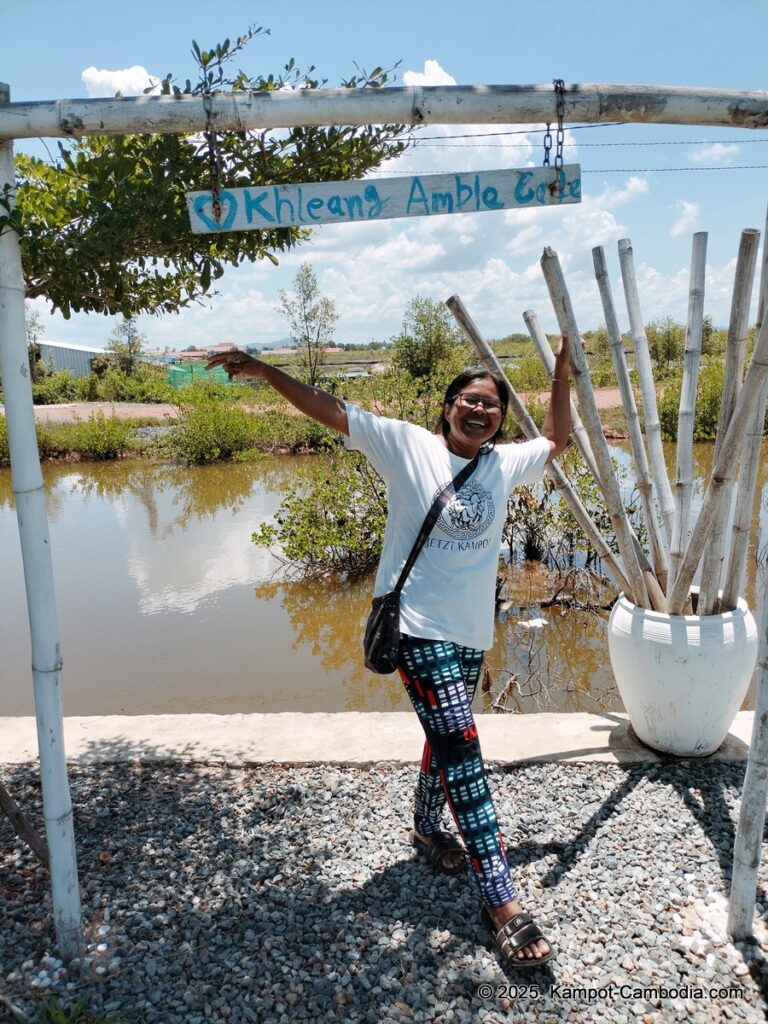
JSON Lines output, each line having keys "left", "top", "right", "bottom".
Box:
{"left": 392, "top": 450, "right": 482, "bottom": 595}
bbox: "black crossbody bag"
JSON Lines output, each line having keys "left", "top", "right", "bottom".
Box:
{"left": 363, "top": 452, "right": 481, "bottom": 674}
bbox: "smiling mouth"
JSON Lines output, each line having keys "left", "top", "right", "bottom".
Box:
{"left": 466, "top": 418, "right": 489, "bottom": 429}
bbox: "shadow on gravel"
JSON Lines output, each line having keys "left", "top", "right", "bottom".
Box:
{"left": 3, "top": 755, "right": 522, "bottom": 1023}
{"left": 2, "top": 753, "right": 766, "bottom": 1022}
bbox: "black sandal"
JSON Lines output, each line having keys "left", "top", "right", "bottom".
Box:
{"left": 411, "top": 830, "right": 467, "bottom": 875}
{"left": 481, "top": 907, "right": 556, "bottom": 968}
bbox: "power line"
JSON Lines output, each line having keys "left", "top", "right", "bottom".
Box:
{"left": 411, "top": 140, "right": 768, "bottom": 150}
{"left": 408, "top": 128, "right": 768, "bottom": 148}
{"left": 588, "top": 165, "right": 768, "bottom": 173}
{"left": 408, "top": 123, "right": 625, "bottom": 141}
{"left": 371, "top": 164, "right": 768, "bottom": 177}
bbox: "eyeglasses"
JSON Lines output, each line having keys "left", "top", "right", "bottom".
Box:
{"left": 454, "top": 392, "right": 502, "bottom": 413}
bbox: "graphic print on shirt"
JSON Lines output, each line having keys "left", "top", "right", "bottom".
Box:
{"left": 434, "top": 479, "right": 496, "bottom": 541}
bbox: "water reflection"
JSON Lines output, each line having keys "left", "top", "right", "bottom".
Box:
{"left": 2, "top": 442, "right": 766, "bottom": 717}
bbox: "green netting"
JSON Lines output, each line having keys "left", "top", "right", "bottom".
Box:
{"left": 166, "top": 363, "right": 229, "bottom": 389}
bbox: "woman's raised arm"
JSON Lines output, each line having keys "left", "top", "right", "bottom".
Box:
{"left": 205, "top": 350, "right": 349, "bottom": 435}
{"left": 540, "top": 334, "right": 572, "bottom": 464}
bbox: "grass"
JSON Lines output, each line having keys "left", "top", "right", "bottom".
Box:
{"left": 0, "top": 994, "right": 132, "bottom": 1024}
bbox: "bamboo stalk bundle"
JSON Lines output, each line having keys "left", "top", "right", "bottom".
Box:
{"left": 525, "top": 302, "right": 665, "bottom": 610}
{"left": 699, "top": 229, "right": 760, "bottom": 614}
{"left": 593, "top": 246, "right": 669, "bottom": 601}
{"left": 666, "top": 309, "right": 768, "bottom": 614}
{"left": 522, "top": 308, "right": 602, "bottom": 486}
{"left": 446, "top": 294, "right": 634, "bottom": 597}
{"left": 722, "top": 214, "right": 768, "bottom": 612}
{"left": 669, "top": 232, "right": 707, "bottom": 593}
{"left": 618, "top": 238, "right": 676, "bottom": 545}
{"left": 539, "top": 248, "right": 649, "bottom": 608}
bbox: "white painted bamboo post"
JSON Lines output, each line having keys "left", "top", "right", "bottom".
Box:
{"left": 728, "top": 209, "right": 768, "bottom": 941}
{"left": 728, "top": 580, "right": 768, "bottom": 939}
{"left": 0, "top": 84, "right": 83, "bottom": 959}
{"left": 669, "top": 232, "right": 707, "bottom": 594}
{"left": 722, "top": 214, "right": 768, "bottom": 612}
{"left": 539, "top": 247, "right": 650, "bottom": 608}
{"left": 666, "top": 310, "right": 768, "bottom": 614}
{"left": 699, "top": 229, "right": 760, "bottom": 614}
{"left": 524, "top": 304, "right": 665, "bottom": 609}
{"left": 618, "top": 238, "right": 676, "bottom": 547}
{"left": 592, "top": 247, "right": 669, "bottom": 604}
{"left": 446, "top": 294, "right": 634, "bottom": 596}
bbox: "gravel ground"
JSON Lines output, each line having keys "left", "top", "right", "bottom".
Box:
{"left": 2, "top": 760, "right": 767, "bottom": 1024}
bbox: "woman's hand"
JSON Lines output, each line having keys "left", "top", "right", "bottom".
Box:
{"left": 205, "top": 349, "right": 264, "bottom": 381}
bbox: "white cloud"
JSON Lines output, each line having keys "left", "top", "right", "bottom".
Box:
{"left": 670, "top": 200, "right": 700, "bottom": 237}
{"left": 81, "top": 65, "right": 160, "bottom": 97}
{"left": 403, "top": 60, "right": 457, "bottom": 87}
{"left": 688, "top": 143, "right": 739, "bottom": 165}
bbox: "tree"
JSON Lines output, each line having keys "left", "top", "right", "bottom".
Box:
{"left": 4, "top": 27, "right": 408, "bottom": 320}
{"left": 646, "top": 316, "right": 685, "bottom": 372}
{"left": 24, "top": 302, "right": 48, "bottom": 383}
{"left": 390, "top": 295, "right": 471, "bottom": 379}
{"left": 278, "top": 263, "right": 338, "bottom": 385}
{"left": 105, "top": 316, "right": 147, "bottom": 373}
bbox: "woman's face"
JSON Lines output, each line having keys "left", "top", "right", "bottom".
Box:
{"left": 442, "top": 377, "right": 504, "bottom": 456}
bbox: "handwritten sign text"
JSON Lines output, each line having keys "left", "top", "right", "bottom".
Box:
{"left": 187, "top": 165, "right": 581, "bottom": 234}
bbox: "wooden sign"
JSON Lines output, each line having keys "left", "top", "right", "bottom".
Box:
{"left": 187, "top": 165, "right": 581, "bottom": 234}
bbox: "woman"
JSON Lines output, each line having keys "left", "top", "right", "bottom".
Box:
{"left": 207, "top": 339, "right": 572, "bottom": 967}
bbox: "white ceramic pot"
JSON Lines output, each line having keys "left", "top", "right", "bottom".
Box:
{"left": 607, "top": 589, "right": 758, "bottom": 757}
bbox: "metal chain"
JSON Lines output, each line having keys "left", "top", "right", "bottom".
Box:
{"left": 543, "top": 79, "right": 566, "bottom": 168}
{"left": 553, "top": 78, "right": 566, "bottom": 170}
{"left": 202, "top": 92, "right": 223, "bottom": 223}
{"left": 542, "top": 121, "right": 553, "bottom": 167}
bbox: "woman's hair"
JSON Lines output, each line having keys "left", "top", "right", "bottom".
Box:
{"left": 435, "top": 368, "right": 509, "bottom": 445}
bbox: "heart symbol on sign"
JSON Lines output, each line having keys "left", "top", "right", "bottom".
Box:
{"left": 193, "top": 190, "right": 237, "bottom": 232}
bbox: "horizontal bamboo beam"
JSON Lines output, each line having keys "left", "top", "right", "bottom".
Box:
{"left": 2, "top": 83, "right": 768, "bottom": 140}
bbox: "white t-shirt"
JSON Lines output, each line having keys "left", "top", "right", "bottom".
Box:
{"left": 344, "top": 403, "right": 551, "bottom": 651}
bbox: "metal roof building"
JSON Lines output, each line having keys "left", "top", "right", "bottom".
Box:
{"left": 37, "top": 340, "right": 105, "bottom": 378}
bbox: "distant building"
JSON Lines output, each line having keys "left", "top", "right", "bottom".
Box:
{"left": 169, "top": 350, "right": 206, "bottom": 362}
{"left": 206, "top": 342, "right": 240, "bottom": 356}
{"left": 36, "top": 340, "right": 105, "bottom": 378}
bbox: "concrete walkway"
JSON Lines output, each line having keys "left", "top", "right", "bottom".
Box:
{"left": 0, "top": 711, "right": 754, "bottom": 765}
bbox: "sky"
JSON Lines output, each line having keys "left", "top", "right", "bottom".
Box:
{"left": 5, "top": 0, "right": 768, "bottom": 351}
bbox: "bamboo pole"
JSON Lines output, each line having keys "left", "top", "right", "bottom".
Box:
{"left": 522, "top": 309, "right": 602, "bottom": 485}
{"left": 2, "top": 83, "right": 768, "bottom": 141}
{"left": 728, "top": 579, "right": 768, "bottom": 939}
{"left": 446, "top": 294, "right": 634, "bottom": 596}
{"left": 699, "top": 229, "right": 760, "bottom": 614}
{"left": 0, "top": 777, "right": 50, "bottom": 869}
{"left": 524, "top": 303, "right": 666, "bottom": 610}
{"left": 722, "top": 214, "right": 768, "bottom": 612}
{"left": 669, "top": 233, "right": 707, "bottom": 592}
{"left": 0, "top": 85, "right": 83, "bottom": 959}
{"left": 666, "top": 309, "right": 768, "bottom": 614}
{"left": 539, "top": 247, "right": 650, "bottom": 608}
{"left": 618, "top": 238, "right": 676, "bottom": 547}
{"left": 593, "top": 246, "right": 670, "bottom": 601}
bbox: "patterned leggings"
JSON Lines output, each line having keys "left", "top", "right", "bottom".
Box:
{"left": 397, "top": 634, "right": 517, "bottom": 908}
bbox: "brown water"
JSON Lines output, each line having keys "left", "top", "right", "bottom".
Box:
{"left": 1, "top": 445, "right": 765, "bottom": 717}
